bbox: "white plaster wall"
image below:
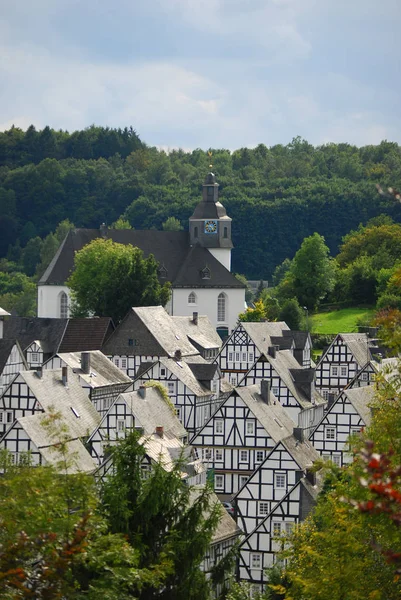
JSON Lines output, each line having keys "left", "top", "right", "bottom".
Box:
{"left": 207, "top": 248, "right": 231, "bottom": 271}
{"left": 37, "top": 285, "right": 70, "bottom": 318}
{"left": 170, "top": 288, "right": 245, "bottom": 333}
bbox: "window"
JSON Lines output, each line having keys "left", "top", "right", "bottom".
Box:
{"left": 256, "top": 450, "right": 264, "bottom": 462}
{"left": 117, "top": 418, "right": 125, "bottom": 433}
{"left": 340, "top": 366, "right": 348, "bottom": 377}
{"left": 239, "top": 475, "right": 249, "bottom": 487}
{"left": 59, "top": 292, "right": 68, "bottom": 318}
{"left": 167, "top": 382, "right": 175, "bottom": 396}
{"left": 31, "top": 352, "right": 39, "bottom": 363}
{"left": 272, "top": 522, "right": 282, "bottom": 536}
{"left": 114, "top": 358, "right": 120, "bottom": 368}
{"left": 0, "top": 412, "right": 3, "bottom": 424}
{"left": 211, "top": 380, "right": 217, "bottom": 393}
{"left": 102, "top": 398, "right": 112, "bottom": 411}
{"left": 275, "top": 473, "right": 286, "bottom": 489}
{"left": 223, "top": 227, "right": 228, "bottom": 238}
{"left": 251, "top": 553, "right": 262, "bottom": 569}
{"left": 361, "top": 371, "right": 369, "bottom": 381}
{"left": 322, "top": 389, "right": 329, "bottom": 401}
{"left": 203, "top": 448, "right": 212, "bottom": 460}
{"left": 272, "top": 386, "right": 279, "bottom": 396}
{"left": 215, "top": 419, "right": 223, "bottom": 434}
{"left": 242, "top": 352, "right": 247, "bottom": 361}
{"left": 158, "top": 265, "right": 168, "bottom": 278}
{"left": 228, "top": 352, "right": 233, "bottom": 362}
{"left": 249, "top": 352, "right": 254, "bottom": 362}
{"left": 188, "top": 292, "right": 197, "bottom": 304}
{"left": 240, "top": 450, "right": 249, "bottom": 462}
{"left": 215, "top": 449, "right": 223, "bottom": 461}
{"left": 259, "top": 501, "right": 270, "bottom": 516}
{"left": 6, "top": 411, "right": 13, "bottom": 424}
{"left": 331, "top": 365, "right": 339, "bottom": 377}
{"left": 332, "top": 454, "right": 341, "bottom": 466}
{"left": 121, "top": 358, "right": 127, "bottom": 369}
{"left": 351, "top": 427, "right": 361, "bottom": 435}
{"left": 285, "top": 522, "right": 294, "bottom": 535}
{"left": 176, "top": 407, "right": 181, "bottom": 420}
{"left": 160, "top": 368, "right": 166, "bottom": 376}
{"left": 217, "top": 293, "right": 226, "bottom": 322}
{"left": 229, "top": 374, "right": 237, "bottom": 385}
{"left": 246, "top": 421, "right": 255, "bottom": 435}
{"left": 235, "top": 352, "right": 240, "bottom": 362}
{"left": 141, "top": 464, "right": 151, "bottom": 479}
{"left": 201, "top": 267, "right": 211, "bottom": 280}
{"left": 215, "top": 474, "right": 224, "bottom": 489}
{"left": 325, "top": 426, "right": 336, "bottom": 440}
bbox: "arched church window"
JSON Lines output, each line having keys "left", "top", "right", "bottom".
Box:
{"left": 194, "top": 227, "right": 198, "bottom": 238}
{"left": 217, "top": 293, "right": 227, "bottom": 322}
{"left": 223, "top": 227, "right": 228, "bottom": 238}
{"left": 59, "top": 292, "right": 68, "bottom": 318}
{"left": 188, "top": 292, "right": 197, "bottom": 304}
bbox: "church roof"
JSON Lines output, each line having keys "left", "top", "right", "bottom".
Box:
{"left": 38, "top": 228, "right": 242, "bottom": 289}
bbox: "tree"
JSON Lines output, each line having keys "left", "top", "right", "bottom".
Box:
{"left": 239, "top": 299, "right": 267, "bottom": 322}
{"left": 285, "top": 233, "right": 337, "bottom": 310}
{"left": 111, "top": 217, "right": 132, "bottom": 229}
{"left": 68, "top": 238, "right": 171, "bottom": 324}
{"left": 100, "top": 431, "right": 226, "bottom": 600}
{"left": 162, "top": 216, "right": 183, "bottom": 231}
{"left": 278, "top": 298, "right": 304, "bottom": 330}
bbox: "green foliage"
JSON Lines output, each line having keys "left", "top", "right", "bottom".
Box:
{"left": 239, "top": 300, "right": 267, "bottom": 322}
{"left": 235, "top": 274, "right": 254, "bottom": 303}
{"left": 111, "top": 217, "right": 132, "bottom": 229}
{"left": 68, "top": 238, "right": 171, "bottom": 324}
{"left": 162, "top": 216, "right": 183, "bottom": 231}
{"left": 278, "top": 298, "right": 304, "bottom": 330}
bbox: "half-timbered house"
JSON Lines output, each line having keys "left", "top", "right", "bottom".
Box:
{"left": 0, "top": 366, "right": 100, "bottom": 438}
{"left": 0, "top": 339, "right": 27, "bottom": 396}
{"left": 309, "top": 385, "right": 374, "bottom": 466}
{"left": 132, "top": 356, "right": 227, "bottom": 434}
{"left": 172, "top": 313, "right": 222, "bottom": 361}
{"left": 190, "top": 382, "right": 296, "bottom": 498}
{"left": 238, "top": 476, "right": 319, "bottom": 589}
{"left": 234, "top": 432, "right": 320, "bottom": 536}
{"left": 315, "top": 333, "right": 380, "bottom": 399}
{"left": 43, "top": 350, "right": 132, "bottom": 417}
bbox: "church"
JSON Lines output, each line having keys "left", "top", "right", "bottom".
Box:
{"left": 37, "top": 173, "right": 246, "bottom": 334}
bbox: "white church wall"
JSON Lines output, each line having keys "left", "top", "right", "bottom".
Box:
{"left": 37, "top": 285, "right": 70, "bottom": 318}
{"left": 170, "top": 288, "right": 245, "bottom": 333}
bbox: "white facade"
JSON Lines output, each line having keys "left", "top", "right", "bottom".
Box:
{"left": 37, "top": 285, "right": 70, "bottom": 318}
{"left": 207, "top": 248, "right": 231, "bottom": 272}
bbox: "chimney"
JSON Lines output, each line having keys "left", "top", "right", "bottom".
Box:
{"left": 36, "top": 366, "right": 43, "bottom": 379}
{"left": 268, "top": 346, "right": 276, "bottom": 358}
{"left": 305, "top": 466, "right": 316, "bottom": 486}
{"left": 81, "top": 352, "right": 90, "bottom": 375}
{"left": 62, "top": 366, "right": 68, "bottom": 387}
{"left": 260, "top": 380, "right": 271, "bottom": 404}
{"left": 174, "top": 349, "right": 182, "bottom": 361}
{"left": 155, "top": 426, "right": 164, "bottom": 438}
{"left": 138, "top": 385, "right": 146, "bottom": 399}
{"left": 193, "top": 311, "right": 199, "bottom": 325}
{"left": 293, "top": 427, "right": 304, "bottom": 442}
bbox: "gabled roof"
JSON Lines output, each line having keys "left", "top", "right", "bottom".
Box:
{"left": 0, "top": 307, "right": 10, "bottom": 317}
{"left": 187, "top": 362, "right": 218, "bottom": 382}
{"left": 54, "top": 350, "right": 132, "bottom": 388}
{"left": 0, "top": 339, "right": 27, "bottom": 373}
{"left": 15, "top": 414, "right": 97, "bottom": 474}
{"left": 235, "top": 384, "right": 296, "bottom": 442}
{"left": 38, "top": 228, "right": 243, "bottom": 289}
{"left": 116, "top": 386, "right": 187, "bottom": 440}
{"left": 141, "top": 433, "right": 202, "bottom": 477}
{"left": 343, "top": 385, "right": 375, "bottom": 426}
{"left": 280, "top": 435, "right": 321, "bottom": 469}
{"left": 240, "top": 322, "right": 290, "bottom": 355}
{"left": 20, "top": 368, "right": 100, "bottom": 437}
{"left": 3, "top": 317, "right": 68, "bottom": 354}
{"left": 189, "top": 486, "right": 242, "bottom": 545}
{"left": 283, "top": 330, "right": 310, "bottom": 350}
{"left": 172, "top": 315, "right": 222, "bottom": 350}
{"left": 318, "top": 333, "right": 376, "bottom": 370}
{"left": 103, "top": 306, "right": 200, "bottom": 358}
{"left": 58, "top": 318, "right": 114, "bottom": 353}
{"left": 136, "top": 357, "right": 213, "bottom": 398}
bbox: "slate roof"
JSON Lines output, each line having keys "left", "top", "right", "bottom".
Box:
{"left": 281, "top": 435, "right": 321, "bottom": 469}
{"left": 235, "top": 384, "right": 296, "bottom": 442}
{"left": 141, "top": 433, "right": 203, "bottom": 478}
{"left": 55, "top": 350, "right": 132, "bottom": 388}
{"left": 3, "top": 317, "right": 68, "bottom": 354}
{"left": 172, "top": 315, "right": 222, "bottom": 350}
{"left": 0, "top": 339, "right": 27, "bottom": 373}
{"left": 21, "top": 368, "right": 101, "bottom": 437}
{"left": 16, "top": 415, "right": 97, "bottom": 474}
{"left": 58, "top": 318, "right": 114, "bottom": 353}
{"left": 341, "top": 333, "right": 375, "bottom": 367}
{"left": 136, "top": 358, "right": 213, "bottom": 398}
{"left": 38, "top": 228, "right": 243, "bottom": 289}
{"left": 103, "top": 306, "right": 200, "bottom": 358}
{"left": 283, "top": 330, "right": 310, "bottom": 350}
{"left": 187, "top": 362, "right": 218, "bottom": 382}
{"left": 117, "top": 386, "right": 187, "bottom": 440}
{"left": 189, "top": 486, "right": 242, "bottom": 544}
{"left": 344, "top": 385, "right": 375, "bottom": 426}
{"left": 240, "top": 322, "right": 290, "bottom": 355}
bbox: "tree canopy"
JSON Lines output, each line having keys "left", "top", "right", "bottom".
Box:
{"left": 68, "top": 238, "right": 171, "bottom": 323}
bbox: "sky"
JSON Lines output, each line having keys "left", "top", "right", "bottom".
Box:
{"left": 1, "top": 0, "right": 400, "bottom": 150}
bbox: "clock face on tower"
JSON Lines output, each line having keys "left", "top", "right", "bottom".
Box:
{"left": 204, "top": 220, "right": 218, "bottom": 234}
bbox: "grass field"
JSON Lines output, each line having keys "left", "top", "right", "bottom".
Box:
{"left": 311, "top": 307, "right": 376, "bottom": 335}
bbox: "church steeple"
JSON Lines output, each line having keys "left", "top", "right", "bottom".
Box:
{"left": 189, "top": 173, "right": 233, "bottom": 271}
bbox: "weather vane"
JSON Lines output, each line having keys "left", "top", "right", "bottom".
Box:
{"left": 208, "top": 150, "right": 213, "bottom": 169}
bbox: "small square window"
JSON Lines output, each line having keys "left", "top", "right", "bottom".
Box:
{"left": 285, "top": 522, "right": 294, "bottom": 535}
{"left": 240, "top": 450, "right": 248, "bottom": 462}
{"left": 121, "top": 358, "right": 127, "bottom": 369}
{"left": 251, "top": 553, "right": 262, "bottom": 569}
{"left": 114, "top": 358, "right": 120, "bottom": 368}
{"left": 325, "top": 426, "right": 336, "bottom": 440}
{"left": 340, "top": 366, "right": 348, "bottom": 377}
{"left": 332, "top": 454, "right": 341, "bottom": 466}
{"left": 246, "top": 421, "right": 255, "bottom": 435}
{"left": 361, "top": 372, "right": 369, "bottom": 381}
{"left": 239, "top": 475, "right": 249, "bottom": 487}
{"left": 215, "top": 474, "right": 224, "bottom": 489}
{"left": 275, "top": 473, "right": 286, "bottom": 489}
{"left": 215, "top": 420, "right": 223, "bottom": 434}
{"left": 215, "top": 449, "right": 223, "bottom": 461}
{"left": 273, "top": 522, "right": 282, "bottom": 536}
{"left": 256, "top": 450, "right": 264, "bottom": 462}
{"left": 259, "top": 501, "right": 270, "bottom": 515}
{"left": 322, "top": 389, "right": 329, "bottom": 401}
{"left": 331, "top": 365, "right": 338, "bottom": 377}
{"left": 160, "top": 368, "right": 166, "bottom": 376}
{"left": 272, "top": 386, "right": 279, "bottom": 396}
{"left": 167, "top": 382, "right": 175, "bottom": 396}
{"left": 203, "top": 448, "right": 212, "bottom": 460}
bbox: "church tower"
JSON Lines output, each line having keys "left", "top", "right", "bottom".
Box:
{"left": 189, "top": 173, "right": 233, "bottom": 271}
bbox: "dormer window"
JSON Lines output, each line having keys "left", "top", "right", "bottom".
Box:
{"left": 158, "top": 265, "right": 168, "bottom": 278}
{"left": 201, "top": 267, "right": 211, "bottom": 280}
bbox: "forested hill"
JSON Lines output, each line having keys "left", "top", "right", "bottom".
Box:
{"left": 1, "top": 125, "right": 401, "bottom": 279}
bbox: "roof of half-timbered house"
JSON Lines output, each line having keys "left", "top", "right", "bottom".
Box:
{"left": 19, "top": 368, "right": 101, "bottom": 437}
{"left": 172, "top": 315, "right": 222, "bottom": 351}
{"left": 317, "top": 333, "right": 378, "bottom": 371}
{"left": 53, "top": 350, "right": 132, "bottom": 388}
{"left": 280, "top": 435, "right": 321, "bottom": 469}
{"left": 189, "top": 486, "right": 242, "bottom": 544}
{"left": 240, "top": 322, "right": 290, "bottom": 354}
{"left": 12, "top": 414, "right": 97, "bottom": 473}
{"left": 0, "top": 339, "right": 27, "bottom": 373}
{"left": 135, "top": 357, "right": 215, "bottom": 398}
{"left": 341, "top": 385, "right": 375, "bottom": 426}
{"left": 58, "top": 318, "right": 114, "bottom": 352}
{"left": 143, "top": 433, "right": 203, "bottom": 477}
{"left": 102, "top": 306, "right": 200, "bottom": 358}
